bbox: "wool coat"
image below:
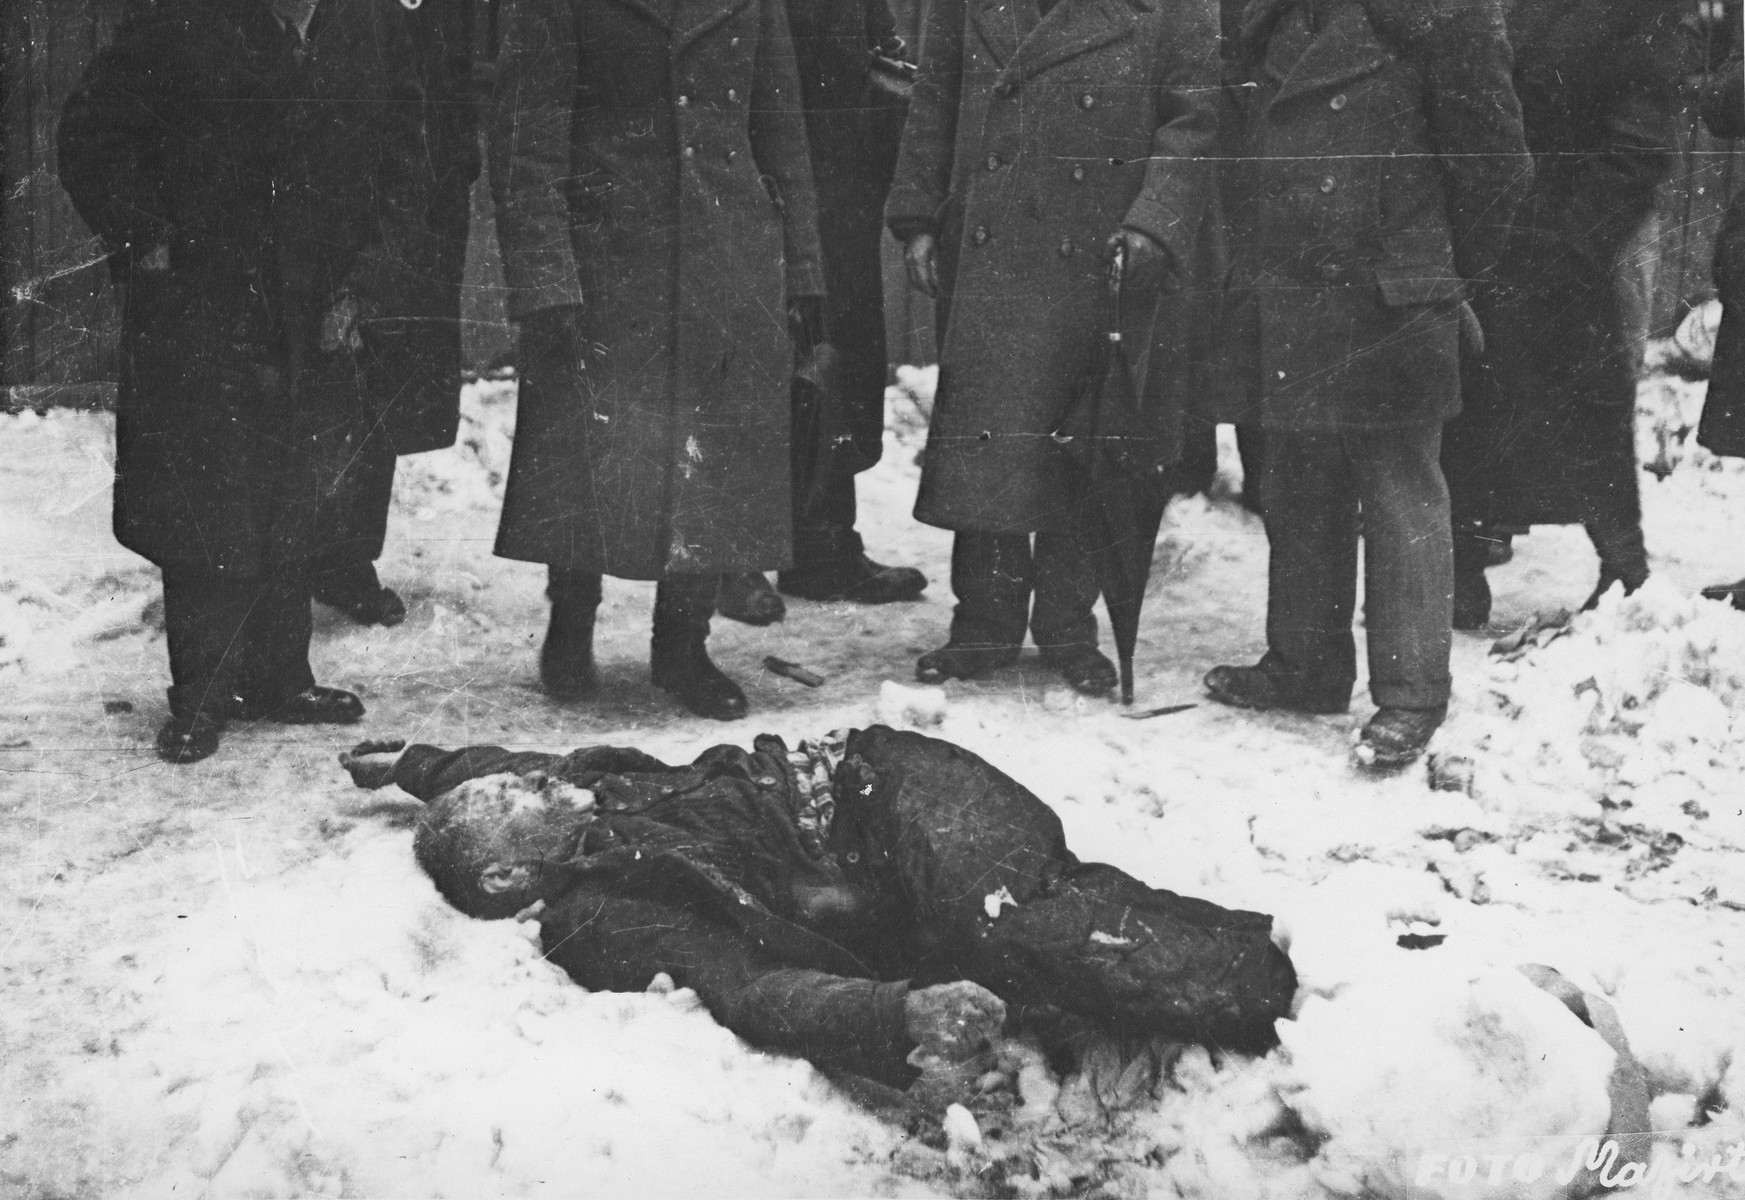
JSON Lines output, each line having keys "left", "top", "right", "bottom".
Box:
{"left": 385, "top": 726, "right": 1299, "bottom": 1088}
{"left": 786, "top": 0, "right": 908, "bottom": 471}
{"left": 57, "top": 0, "right": 425, "bottom": 577}
{"left": 884, "top": 0, "right": 1221, "bottom": 534}
{"left": 1701, "top": 62, "right": 1745, "bottom": 458}
{"left": 1215, "top": 0, "right": 1531, "bottom": 433}
{"left": 488, "top": 0, "right": 826, "bottom": 578}
{"left": 1440, "top": 0, "right": 1696, "bottom": 526}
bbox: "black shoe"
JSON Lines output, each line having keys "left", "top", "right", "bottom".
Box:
{"left": 779, "top": 554, "right": 928, "bottom": 604}
{"left": 1581, "top": 567, "right": 1647, "bottom": 612}
{"left": 313, "top": 565, "right": 406, "bottom": 627}
{"left": 1700, "top": 576, "right": 1745, "bottom": 611}
{"left": 541, "top": 603, "right": 599, "bottom": 700}
{"left": 1203, "top": 664, "right": 1350, "bottom": 714}
{"left": 717, "top": 572, "right": 786, "bottom": 626}
{"left": 156, "top": 710, "right": 224, "bottom": 764}
{"left": 1039, "top": 644, "right": 1118, "bottom": 697}
{"left": 236, "top": 685, "right": 365, "bottom": 725}
{"left": 1355, "top": 705, "right": 1447, "bottom": 771}
{"left": 915, "top": 641, "right": 1020, "bottom": 684}
{"left": 1453, "top": 568, "right": 1492, "bottom": 631}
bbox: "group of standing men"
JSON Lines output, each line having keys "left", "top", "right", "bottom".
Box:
{"left": 57, "top": 0, "right": 1708, "bottom": 769}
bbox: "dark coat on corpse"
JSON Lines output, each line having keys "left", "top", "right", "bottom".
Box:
{"left": 56, "top": 0, "right": 424, "bottom": 576}
{"left": 883, "top": 0, "right": 1222, "bottom": 534}
{"left": 487, "top": 0, "right": 826, "bottom": 577}
{"left": 386, "top": 726, "right": 1299, "bottom": 1088}
{"left": 1440, "top": 0, "right": 1696, "bottom": 525}
{"left": 1213, "top": 0, "right": 1532, "bottom": 433}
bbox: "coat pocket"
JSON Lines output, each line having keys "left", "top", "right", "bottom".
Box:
{"left": 1372, "top": 263, "right": 1465, "bottom": 309}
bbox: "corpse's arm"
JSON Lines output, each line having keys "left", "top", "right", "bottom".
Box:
{"left": 340, "top": 741, "right": 567, "bottom": 800}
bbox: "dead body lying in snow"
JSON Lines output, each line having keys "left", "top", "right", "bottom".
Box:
{"left": 340, "top": 725, "right": 1298, "bottom": 1107}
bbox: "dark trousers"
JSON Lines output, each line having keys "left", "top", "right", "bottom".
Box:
{"left": 312, "top": 422, "right": 397, "bottom": 578}
{"left": 792, "top": 465, "right": 861, "bottom": 567}
{"left": 1261, "top": 425, "right": 1453, "bottom": 711}
{"left": 947, "top": 526, "right": 1100, "bottom": 652}
{"left": 161, "top": 569, "right": 314, "bottom": 717}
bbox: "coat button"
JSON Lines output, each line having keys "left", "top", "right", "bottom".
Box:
{"left": 726, "top": 88, "right": 738, "bottom": 102}
{"left": 1079, "top": 92, "right": 1096, "bottom": 109}
{"left": 1071, "top": 164, "right": 1086, "bottom": 183}
{"left": 995, "top": 81, "right": 1015, "bottom": 97}
{"left": 725, "top": 149, "right": 737, "bottom": 163}
{"left": 1265, "top": 178, "right": 1285, "bottom": 197}
{"left": 972, "top": 225, "right": 989, "bottom": 245}
{"left": 985, "top": 152, "right": 1002, "bottom": 171}
{"left": 1319, "top": 175, "right": 1338, "bottom": 193}
{"left": 1329, "top": 92, "right": 1347, "bottom": 110}
{"left": 1058, "top": 239, "right": 1073, "bottom": 258}
{"left": 730, "top": 36, "right": 740, "bottom": 47}
{"left": 682, "top": 145, "right": 696, "bottom": 160}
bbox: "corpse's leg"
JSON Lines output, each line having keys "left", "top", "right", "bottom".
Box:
{"left": 838, "top": 726, "right": 1297, "bottom": 1050}
{"left": 540, "top": 887, "right": 915, "bottom": 1087}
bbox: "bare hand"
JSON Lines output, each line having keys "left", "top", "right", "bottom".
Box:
{"left": 320, "top": 294, "right": 367, "bottom": 354}
{"left": 904, "top": 233, "right": 939, "bottom": 298}
{"left": 339, "top": 738, "right": 407, "bottom": 789}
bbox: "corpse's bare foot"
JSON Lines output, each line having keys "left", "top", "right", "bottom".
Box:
{"left": 904, "top": 981, "right": 1014, "bottom": 1112}
{"left": 338, "top": 738, "right": 407, "bottom": 789}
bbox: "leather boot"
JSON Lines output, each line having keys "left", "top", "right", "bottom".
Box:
{"left": 157, "top": 686, "right": 228, "bottom": 765}
{"left": 717, "top": 571, "right": 785, "bottom": 625}
{"left": 651, "top": 576, "right": 747, "bottom": 720}
{"left": 542, "top": 568, "right": 602, "bottom": 700}
{"left": 1452, "top": 521, "right": 1492, "bottom": 630}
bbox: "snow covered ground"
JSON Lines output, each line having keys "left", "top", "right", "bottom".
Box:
{"left": 4, "top": 368, "right": 1745, "bottom": 1199}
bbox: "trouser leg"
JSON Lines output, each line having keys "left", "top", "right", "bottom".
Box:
{"left": 1029, "top": 519, "right": 1100, "bottom": 653}
{"left": 1348, "top": 425, "right": 1453, "bottom": 711}
{"left": 834, "top": 726, "right": 1297, "bottom": 1050}
{"left": 1585, "top": 510, "right": 1650, "bottom": 591}
{"left": 313, "top": 428, "right": 397, "bottom": 576}
{"left": 948, "top": 532, "right": 1032, "bottom": 648}
{"left": 792, "top": 466, "right": 861, "bottom": 568}
{"left": 161, "top": 569, "right": 313, "bottom": 715}
{"left": 1260, "top": 431, "right": 1359, "bottom": 703}
{"left": 1236, "top": 424, "right": 1268, "bottom": 514}
{"left": 539, "top": 888, "right": 914, "bottom": 1087}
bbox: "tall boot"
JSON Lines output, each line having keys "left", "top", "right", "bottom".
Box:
{"left": 651, "top": 575, "right": 747, "bottom": 720}
{"left": 542, "top": 567, "right": 602, "bottom": 699}
{"left": 1582, "top": 515, "right": 1649, "bottom": 611}
{"left": 1451, "top": 520, "right": 1492, "bottom": 630}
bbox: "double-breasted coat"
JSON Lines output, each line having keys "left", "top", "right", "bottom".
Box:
{"left": 1701, "top": 60, "right": 1745, "bottom": 457}
{"left": 489, "top": 0, "right": 826, "bottom": 578}
{"left": 786, "top": 0, "right": 908, "bottom": 470}
{"left": 57, "top": 0, "right": 425, "bottom": 577}
{"left": 1440, "top": 0, "right": 1697, "bottom": 526}
{"left": 884, "top": 0, "right": 1221, "bottom": 535}
{"left": 1215, "top": 0, "right": 1531, "bottom": 432}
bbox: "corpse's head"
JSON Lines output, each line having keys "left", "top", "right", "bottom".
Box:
{"left": 413, "top": 771, "right": 597, "bottom": 919}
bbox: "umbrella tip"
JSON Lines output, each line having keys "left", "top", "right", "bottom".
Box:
{"left": 1120, "top": 657, "right": 1135, "bottom": 706}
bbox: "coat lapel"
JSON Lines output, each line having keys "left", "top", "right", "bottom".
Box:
{"left": 995, "top": 0, "right": 1144, "bottom": 90}
{"left": 968, "top": 0, "right": 1031, "bottom": 70}
{"left": 1266, "top": 3, "right": 1388, "bottom": 108}
{"left": 602, "top": 0, "right": 678, "bottom": 38}
{"left": 674, "top": 0, "right": 757, "bottom": 55}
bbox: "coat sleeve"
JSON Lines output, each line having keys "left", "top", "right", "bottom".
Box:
{"left": 1120, "top": 0, "right": 1224, "bottom": 267}
{"left": 488, "top": 0, "right": 588, "bottom": 319}
{"left": 884, "top": 0, "right": 965, "bottom": 240}
{"left": 56, "top": 8, "right": 185, "bottom": 259}
{"left": 751, "top": 0, "right": 828, "bottom": 299}
{"left": 541, "top": 887, "right": 917, "bottom": 1087}
{"left": 1704, "top": 58, "right": 1745, "bottom": 139}
{"left": 389, "top": 745, "right": 568, "bottom": 799}
{"left": 1415, "top": 0, "right": 1534, "bottom": 284}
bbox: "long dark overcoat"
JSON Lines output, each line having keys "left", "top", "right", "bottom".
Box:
{"left": 57, "top": 0, "right": 423, "bottom": 577}
{"left": 1215, "top": 0, "right": 1531, "bottom": 432}
{"left": 884, "top": 0, "right": 1221, "bottom": 534}
{"left": 1440, "top": 0, "right": 1695, "bottom": 526}
{"left": 364, "top": 0, "right": 481, "bottom": 455}
{"left": 1701, "top": 63, "right": 1745, "bottom": 457}
{"left": 489, "top": 0, "right": 826, "bottom": 578}
{"left": 787, "top": 0, "right": 907, "bottom": 469}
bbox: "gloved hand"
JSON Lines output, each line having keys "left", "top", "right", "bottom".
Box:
{"left": 903, "top": 980, "right": 1016, "bottom": 1113}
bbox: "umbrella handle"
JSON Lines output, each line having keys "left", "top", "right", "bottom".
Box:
{"left": 1107, "top": 242, "right": 1125, "bottom": 339}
